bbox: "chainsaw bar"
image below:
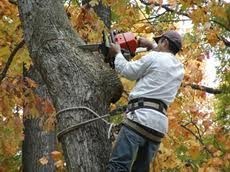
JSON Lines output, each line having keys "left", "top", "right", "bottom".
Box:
{"left": 78, "top": 43, "right": 101, "bottom": 51}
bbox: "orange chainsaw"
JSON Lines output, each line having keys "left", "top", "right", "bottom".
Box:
{"left": 79, "top": 31, "right": 138, "bottom": 68}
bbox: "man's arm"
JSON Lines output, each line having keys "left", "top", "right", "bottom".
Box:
{"left": 109, "top": 43, "right": 153, "bottom": 80}
{"left": 138, "top": 37, "right": 156, "bottom": 51}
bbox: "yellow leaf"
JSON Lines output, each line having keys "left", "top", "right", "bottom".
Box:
{"left": 110, "top": 103, "right": 117, "bottom": 111}
{"left": 203, "top": 167, "right": 219, "bottom": 172}
{"left": 51, "top": 151, "right": 62, "bottom": 161}
{"left": 148, "top": 0, "right": 163, "bottom": 5}
{"left": 1, "top": 138, "right": 18, "bottom": 156}
{"left": 89, "top": 0, "right": 99, "bottom": 6}
{"left": 213, "top": 150, "right": 222, "bottom": 157}
{"left": 148, "top": 0, "right": 155, "bottom": 4}
{"left": 39, "top": 156, "right": 48, "bottom": 165}
{"left": 55, "top": 160, "right": 64, "bottom": 168}
{"left": 206, "top": 30, "right": 219, "bottom": 46}
{"left": 224, "top": 153, "right": 230, "bottom": 161}
{"left": 168, "top": 0, "right": 177, "bottom": 6}
{"left": 189, "top": 144, "right": 200, "bottom": 159}
{"left": 202, "top": 120, "right": 212, "bottom": 130}
{"left": 211, "top": 5, "right": 228, "bottom": 20}
{"left": 135, "top": 24, "right": 148, "bottom": 33}
{"left": 0, "top": 46, "right": 10, "bottom": 61}
{"left": 211, "top": 157, "right": 224, "bottom": 167}
{"left": 25, "top": 77, "right": 37, "bottom": 88}
{"left": 190, "top": 8, "right": 209, "bottom": 24}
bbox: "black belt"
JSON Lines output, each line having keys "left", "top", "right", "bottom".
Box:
{"left": 123, "top": 119, "right": 164, "bottom": 143}
{"left": 127, "top": 97, "right": 167, "bottom": 115}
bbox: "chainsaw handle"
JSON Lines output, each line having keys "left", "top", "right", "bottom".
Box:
{"left": 110, "top": 31, "right": 116, "bottom": 43}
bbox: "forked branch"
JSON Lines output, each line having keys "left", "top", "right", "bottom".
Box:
{"left": 0, "top": 39, "right": 25, "bottom": 83}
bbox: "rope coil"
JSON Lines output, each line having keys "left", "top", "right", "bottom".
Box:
{"left": 56, "top": 105, "right": 127, "bottom": 140}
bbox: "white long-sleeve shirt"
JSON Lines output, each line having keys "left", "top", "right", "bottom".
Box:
{"left": 115, "top": 51, "right": 184, "bottom": 134}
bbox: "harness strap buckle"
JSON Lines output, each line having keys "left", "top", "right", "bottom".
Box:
{"left": 138, "top": 97, "right": 144, "bottom": 107}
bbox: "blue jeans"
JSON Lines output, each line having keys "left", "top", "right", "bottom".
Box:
{"left": 107, "top": 125, "right": 160, "bottom": 172}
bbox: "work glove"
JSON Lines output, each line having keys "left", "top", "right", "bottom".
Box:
{"left": 105, "top": 43, "right": 121, "bottom": 69}
{"left": 109, "top": 43, "right": 133, "bottom": 60}
{"left": 109, "top": 43, "right": 121, "bottom": 57}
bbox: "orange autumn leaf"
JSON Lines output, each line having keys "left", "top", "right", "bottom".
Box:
{"left": 43, "top": 99, "right": 55, "bottom": 114}
{"left": 206, "top": 30, "right": 219, "bottom": 46}
{"left": 55, "top": 160, "right": 64, "bottom": 168}
{"left": 51, "top": 151, "right": 62, "bottom": 161}
{"left": 202, "top": 120, "right": 212, "bottom": 131}
{"left": 25, "top": 77, "right": 37, "bottom": 88}
{"left": 208, "top": 157, "right": 224, "bottom": 167}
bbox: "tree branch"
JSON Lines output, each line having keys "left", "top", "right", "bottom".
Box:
{"left": 0, "top": 39, "right": 25, "bottom": 83}
{"left": 139, "top": 0, "right": 152, "bottom": 6}
{"left": 139, "top": 1, "right": 230, "bottom": 31}
{"left": 160, "top": 4, "right": 189, "bottom": 17}
{"left": 139, "top": 1, "right": 189, "bottom": 17}
{"left": 218, "top": 35, "right": 230, "bottom": 47}
{"left": 134, "top": 0, "right": 153, "bottom": 26}
{"left": 211, "top": 19, "right": 230, "bottom": 32}
{"left": 139, "top": 12, "right": 188, "bottom": 21}
{"left": 191, "top": 120, "right": 203, "bottom": 139}
{"left": 141, "top": 19, "right": 191, "bottom": 23}
{"left": 8, "top": 0, "right": 18, "bottom": 5}
{"left": 183, "top": 83, "right": 222, "bottom": 94}
{"left": 180, "top": 123, "right": 213, "bottom": 156}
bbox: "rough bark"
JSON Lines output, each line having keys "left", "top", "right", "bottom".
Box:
{"left": 18, "top": 0, "right": 123, "bottom": 171}
{"left": 22, "top": 119, "right": 56, "bottom": 172}
{"left": 22, "top": 66, "right": 56, "bottom": 172}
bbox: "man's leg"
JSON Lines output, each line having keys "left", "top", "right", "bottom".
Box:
{"left": 131, "top": 140, "right": 160, "bottom": 172}
{"left": 107, "top": 126, "right": 145, "bottom": 172}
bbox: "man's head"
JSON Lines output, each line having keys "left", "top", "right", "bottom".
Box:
{"left": 154, "top": 31, "right": 182, "bottom": 55}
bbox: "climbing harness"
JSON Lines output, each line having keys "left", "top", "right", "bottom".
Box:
{"left": 127, "top": 97, "right": 167, "bottom": 115}
{"left": 123, "top": 118, "right": 163, "bottom": 143}
{"left": 56, "top": 97, "right": 167, "bottom": 142}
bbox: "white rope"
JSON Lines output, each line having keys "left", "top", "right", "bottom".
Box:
{"left": 56, "top": 106, "right": 118, "bottom": 140}
{"left": 56, "top": 106, "right": 110, "bottom": 124}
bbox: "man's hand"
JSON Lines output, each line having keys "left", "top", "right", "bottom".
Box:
{"left": 109, "top": 43, "right": 121, "bottom": 57}
{"left": 138, "top": 37, "right": 154, "bottom": 51}
{"left": 104, "top": 43, "right": 121, "bottom": 69}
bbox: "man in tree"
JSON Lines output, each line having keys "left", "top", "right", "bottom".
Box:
{"left": 107, "top": 30, "right": 184, "bottom": 171}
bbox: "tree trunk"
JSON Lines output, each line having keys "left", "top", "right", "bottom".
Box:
{"left": 22, "top": 66, "right": 56, "bottom": 172}
{"left": 22, "top": 118, "right": 56, "bottom": 172}
{"left": 18, "top": 0, "right": 123, "bottom": 171}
